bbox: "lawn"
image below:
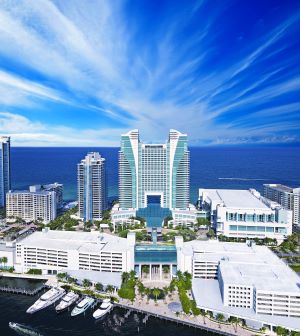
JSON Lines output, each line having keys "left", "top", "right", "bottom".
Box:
{"left": 289, "top": 264, "right": 300, "bottom": 272}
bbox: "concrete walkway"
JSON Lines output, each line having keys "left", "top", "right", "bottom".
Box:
{"left": 118, "top": 294, "right": 273, "bottom": 336}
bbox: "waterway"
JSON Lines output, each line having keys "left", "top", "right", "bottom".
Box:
{"left": 0, "top": 292, "right": 217, "bottom": 336}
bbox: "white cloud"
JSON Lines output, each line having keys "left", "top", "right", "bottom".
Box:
{"left": 0, "top": 1, "right": 299, "bottom": 145}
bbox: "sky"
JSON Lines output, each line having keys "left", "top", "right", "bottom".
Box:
{"left": 0, "top": 0, "right": 299, "bottom": 147}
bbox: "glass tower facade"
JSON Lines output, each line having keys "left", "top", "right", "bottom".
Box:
{"left": 0, "top": 136, "right": 11, "bottom": 208}
{"left": 119, "top": 130, "right": 189, "bottom": 210}
{"left": 78, "top": 152, "right": 107, "bottom": 221}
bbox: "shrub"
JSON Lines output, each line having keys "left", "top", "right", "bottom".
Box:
{"left": 27, "top": 268, "right": 42, "bottom": 275}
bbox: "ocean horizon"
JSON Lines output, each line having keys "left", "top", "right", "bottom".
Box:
{"left": 11, "top": 146, "right": 300, "bottom": 203}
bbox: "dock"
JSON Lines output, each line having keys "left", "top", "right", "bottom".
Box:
{"left": 114, "top": 302, "right": 235, "bottom": 336}
{"left": 0, "top": 284, "right": 45, "bottom": 296}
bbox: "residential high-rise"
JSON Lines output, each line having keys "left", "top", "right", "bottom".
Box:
{"left": 42, "top": 183, "right": 63, "bottom": 209}
{"left": 119, "top": 129, "right": 189, "bottom": 210}
{"left": 78, "top": 152, "right": 107, "bottom": 221}
{"left": 264, "top": 184, "right": 300, "bottom": 225}
{"left": 6, "top": 187, "right": 57, "bottom": 224}
{"left": 0, "top": 136, "right": 11, "bottom": 208}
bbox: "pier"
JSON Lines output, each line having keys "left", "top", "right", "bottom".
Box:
{"left": 114, "top": 302, "right": 236, "bottom": 336}
{"left": 0, "top": 284, "right": 45, "bottom": 296}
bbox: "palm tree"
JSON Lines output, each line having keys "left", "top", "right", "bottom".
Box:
{"left": 228, "top": 316, "right": 240, "bottom": 332}
{"left": 145, "top": 288, "right": 151, "bottom": 304}
{"left": 199, "top": 309, "right": 207, "bottom": 324}
{"left": 2, "top": 257, "right": 7, "bottom": 267}
{"left": 129, "top": 270, "right": 136, "bottom": 279}
{"left": 216, "top": 313, "right": 225, "bottom": 329}
{"left": 0, "top": 257, "right": 3, "bottom": 269}
{"left": 95, "top": 282, "right": 104, "bottom": 292}
{"left": 106, "top": 285, "right": 114, "bottom": 294}
{"left": 152, "top": 288, "right": 160, "bottom": 304}
{"left": 82, "top": 278, "right": 91, "bottom": 288}
{"left": 137, "top": 281, "right": 145, "bottom": 298}
{"left": 162, "top": 286, "right": 169, "bottom": 302}
{"left": 57, "top": 272, "right": 67, "bottom": 281}
{"left": 121, "top": 272, "right": 129, "bottom": 284}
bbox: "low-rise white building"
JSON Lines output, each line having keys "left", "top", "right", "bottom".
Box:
{"left": 6, "top": 187, "right": 57, "bottom": 224}
{"left": 176, "top": 238, "right": 300, "bottom": 331}
{"left": 198, "top": 188, "right": 292, "bottom": 242}
{"left": 14, "top": 229, "right": 135, "bottom": 276}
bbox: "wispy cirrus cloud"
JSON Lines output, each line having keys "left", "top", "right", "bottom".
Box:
{"left": 0, "top": 0, "right": 299, "bottom": 146}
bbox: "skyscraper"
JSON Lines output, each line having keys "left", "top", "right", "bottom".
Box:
{"left": 0, "top": 136, "right": 11, "bottom": 208}
{"left": 119, "top": 129, "right": 189, "bottom": 210}
{"left": 78, "top": 152, "right": 107, "bottom": 221}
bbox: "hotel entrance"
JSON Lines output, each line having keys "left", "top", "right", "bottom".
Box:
{"left": 134, "top": 245, "right": 177, "bottom": 282}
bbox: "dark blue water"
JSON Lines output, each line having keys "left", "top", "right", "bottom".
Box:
{"left": 11, "top": 147, "right": 300, "bottom": 202}
{"left": 0, "top": 293, "right": 215, "bottom": 336}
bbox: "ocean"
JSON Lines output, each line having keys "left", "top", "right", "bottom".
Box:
{"left": 11, "top": 147, "right": 300, "bottom": 202}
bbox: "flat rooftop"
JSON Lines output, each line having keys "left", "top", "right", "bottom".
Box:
{"left": 180, "top": 240, "right": 282, "bottom": 265}
{"left": 18, "top": 230, "right": 132, "bottom": 253}
{"left": 204, "top": 189, "right": 269, "bottom": 209}
{"left": 192, "top": 279, "right": 300, "bottom": 331}
{"left": 219, "top": 260, "right": 300, "bottom": 293}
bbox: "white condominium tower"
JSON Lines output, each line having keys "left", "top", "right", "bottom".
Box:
{"left": 6, "top": 186, "right": 57, "bottom": 224}
{"left": 264, "top": 184, "right": 300, "bottom": 225}
{"left": 78, "top": 152, "right": 107, "bottom": 221}
{"left": 0, "top": 136, "right": 11, "bottom": 207}
{"left": 119, "top": 129, "right": 189, "bottom": 210}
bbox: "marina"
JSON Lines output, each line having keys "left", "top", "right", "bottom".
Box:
{"left": 1, "top": 291, "right": 218, "bottom": 336}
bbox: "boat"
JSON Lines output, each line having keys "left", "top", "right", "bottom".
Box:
{"left": 26, "top": 287, "right": 66, "bottom": 314}
{"left": 71, "top": 297, "right": 94, "bottom": 316}
{"left": 55, "top": 291, "right": 79, "bottom": 313}
{"left": 8, "top": 322, "right": 44, "bottom": 336}
{"left": 93, "top": 298, "right": 113, "bottom": 319}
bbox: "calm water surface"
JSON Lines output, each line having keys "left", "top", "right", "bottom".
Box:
{"left": 11, "top": 147, "right": 300, "bottom": 202}
{"left": 0, "top": 292, "right": 216, "bottom": 336}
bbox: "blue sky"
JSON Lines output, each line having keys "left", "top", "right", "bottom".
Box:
{"left": 0, "top": 0, "right": 299, "bottom": 146}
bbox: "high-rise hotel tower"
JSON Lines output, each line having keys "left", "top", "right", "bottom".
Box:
{"left": 0, "top": 136, "right": 11, "bottom": 208}
{"left": 119, "top": 129, "right": 189, "bottom": 210}
{"left": 78, "top": 152, "right": 107, "bottom": 221}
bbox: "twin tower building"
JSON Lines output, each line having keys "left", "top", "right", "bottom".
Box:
{"left": 79, "top": 129, "right": 190, "bottom": 221}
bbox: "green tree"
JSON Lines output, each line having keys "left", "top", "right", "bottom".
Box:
{"left": 145, "top": 288, "right": 151, "bottom": 303}
{"left": 106, "top": 285, "right": 114, "bottom": 293}
{"left": 191, "top": 300, "right": 200, "bottom": 316}
{"left": 2, "top": 256, "right": 8, "bottom": 269}
{"left": 275, "top": 326, "right": 290, "bottom": 336}
{"left": 152, "top": 288, "right": 160, "bottom": 303}
{"left": 228, "top": 316, "right": 240, "bottom": 332}
{"left": 199, "top": 309, "right": 207, "bottom": 324}
{"left": 82, "top": 279, "right": 91, "bottom": 288}
{"left": 207, "top": 228, "right": 215, "bottom": 238}
{"left": 216, "top": 313, "right": 225, "bottom": 328}
{"left": 57, "top": 272, "right": 67, "bottom": 281}
{"left": 137, "top": 281, "right": 146, "bottom": 298}
{"left": 95, "top": 282, "right": 104, "bottom": 292}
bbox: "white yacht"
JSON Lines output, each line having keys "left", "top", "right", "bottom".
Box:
{"left": 26, "top": 287, "right": 66, "bottom": 314}
{"left": 93, "top": 298, "right": 112, "bottom": 319}
{"left": 55, "top": 292, "right": 79, "bottom": 313}
{"left": 71, "top": 297, "right": 94, "bottom": 316}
